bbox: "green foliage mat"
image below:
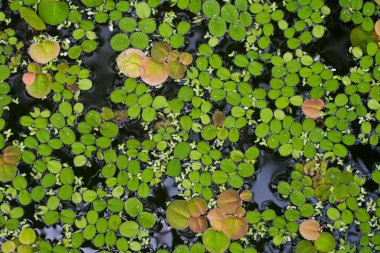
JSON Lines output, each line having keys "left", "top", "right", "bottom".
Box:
{"left": 0, "top": 0, "right": 380, "bottom": 252}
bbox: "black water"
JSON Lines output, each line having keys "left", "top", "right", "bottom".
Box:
{"left": 1, "top": 0, "right": 380, "bottom": 252}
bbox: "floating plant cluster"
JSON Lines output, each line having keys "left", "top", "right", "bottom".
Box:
{"left": 0, "top": 0, "right": 379, "bottom": 253}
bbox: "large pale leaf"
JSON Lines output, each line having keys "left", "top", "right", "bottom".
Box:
{"left": 117, "top": 48, "right": 145, "bottom": 78}
{"left": 166, "top": 200, "right": 191, "bottom": 230}
{"left": 29, "top": 40, "right": 60, "bottom": 64}
{"left": 20, "top": 7, "right": 46, "bottom": 30}
{"left": 140, "top": 57, "right": 169, "bottom": 86}
{"left": 207, "top": 208, "right": 226, "bottom": 231}
{"left": 168, "top": 61, "right": 186, "bottom": 80}
{"left": 38, "top": 0, "right": 69, "bottom": 25}
{"left": 3, "top": 146, "right": 21, "bottom": 165}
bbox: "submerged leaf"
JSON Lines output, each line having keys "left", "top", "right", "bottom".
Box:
{"left": 140, "top": 57, "right": 169, "bottom": 86}
{"left": 299, "top": 220, "right": 320, "bottom": 241}
{"left": 216, "top": 189, "right": 241, "bottom": 214}
{"left": 166, "top": 200, "right": 191, "bottom": 230}
{"left": 301, "top": 99, "right": 324, "bottom": 120}
{"left": 117, "top": 48, "right": 145, "bottom": 78}
{"left": 29, "top": 40, "right": 60, "bottom": 64}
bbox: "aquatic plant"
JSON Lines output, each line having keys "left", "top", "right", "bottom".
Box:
{"left": 23, "top": 71, "right": 52, "bottom": 99}
{"left": 0, "top": 146, "right": 21, "bottom": 182}
{"left": 28, "top": 40, "right": 60, "bottom": 64}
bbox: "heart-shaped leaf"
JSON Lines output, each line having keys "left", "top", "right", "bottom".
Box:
{"left": 166, "top": 200, "right": 191, "bottom": 230}
{"left": 221, "top": 217, "right": 248, "bottom": 240}
{"left": 299, "top": 220, "right": 320, "bottom": 241}
{"left": 29, "top": 40, "right": 60, "bottom": 64}
{"left": 187, "top": 197, "right": 208, "bottom": 217}
{"left": 301, "top": 99, "right": 324, "bottom": 120}
{"left": 117, "top": 48, "right": 145, "bottom": 78}
{"left": 202, "top": 228, "right": 230, "bottom": 253}
{"left": 216, "top": 189, "right": 241, "bottom": 214}
{"left": 207, "top": 208, "right": 226, "bottom": 231}
{"left": 189, "top": 216, "right": 208, "bottom": 233}
{"left": 140, "top": 57, "right": 169, "bottom": 86}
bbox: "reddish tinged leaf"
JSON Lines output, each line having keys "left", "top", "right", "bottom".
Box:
{"left": 216, "top": 189, "right": 241, "bottom": 214}
{"left": 235, "top": 207, "right": 246, "bottom": 218}
{"left": 3, "top": 146, "right": 21, "bottom": 165}
{"left": 29, "top": 40, "right": 60, "bottom": 64}
{"left": 376, "top": 20, "right": 380, "bottom": 36}
{"left": 207, "top": 208, "right": 226, "bottom": 231}
{"left": 151, "top": 42, "right": 171, "bottom": 62}
{"left": 302, "top": 99, "right": 324, "bottom": 120}
{"left": 221, "top": 217, "right": 249, "bottom": 240}
{"left": 168, "top": 50, "right": 180, "bottom": 61}
{"left": 116, "top": 48, "right": 145, "bottom": 78}
{"left": 140, "top": 57, "right": 169, "bottom": 86}
{"left": 187, "top": 197, "right": 208, "bottom": 217}
{"left": 22, "top": 73, "right": 36, "bottom": 85}
{"left": 179, "top": 52, "right": 193, "bottom": 65}
{"left": 189, "top": 216, "right": 208, "bottom": 233}
{"left": 299, "top": 220, "right": 321, "bottom": 241}
{"left": 239, "top": 190, "right": 253, "bottom": 202}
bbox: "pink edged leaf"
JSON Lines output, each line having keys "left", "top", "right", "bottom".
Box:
{"left": 28, "top": 40, "right": 60, "bottom": 64}
{"left": 22, "top": 72, "right": 36, "bottom": 85}
{"left": 302, "top": 99, "right": 324, "bottom": 120}
{"left": 299, "top": 219, "right": 321, "bottom": 241}
{"left": 376, "top": 20, "right": 380, "bottom": 37}
{"left": 216, "top": 189, "right": 241, "bottom": 214}
{"left": 207, "top": 208, "right": 226, "bottom": 231}
{"left": 187, "top": 197, "right": 208, "bottom": 217}
{"left": 221, "top": 217, "right": 249, "bottom": 240}
{"left": 116, "top": 48, "right": 145, "bottom": 78}
{"left": 189, "top": 216, "right": 209, "bottom": 233}
{"left": 140, "top": 57, "right": 169, "bottom": 86}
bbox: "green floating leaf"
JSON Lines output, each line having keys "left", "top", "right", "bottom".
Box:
{"left": 168, "top": 61, "right": 187, "bottom": 80}
{"left": 202, "top": 228, "right": 230, "bottom": 253}
{"left": 151, "top": 42, "right": 171, "bottom": 62}
{"left": 166, "top": 200, "right": 191, "bottom": 230}
{"left": 81, "top": 0, "right": 102, "bottom": 7}
{"left": 187, "top": 197, "right": 208, "bottom": 217}
{"left": 20, "top": 7, "right": 46, "bottom": 30}
{"left": 25, "top": 73, "right": 53, "bottom": 99}
{"left": 38, "top": 0, "right": 69, "bottom": 25}
{"left": 314, "top": 232, "right": 336, "bottom": 252}
{"left": 0, "top": 158, "right": 17, "bottom": 182}
{"left": 29, "top": 40, "right": 60, "bottom": 64}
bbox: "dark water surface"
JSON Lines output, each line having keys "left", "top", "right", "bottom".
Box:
{"left": 1, "top": 0, "right": 380, "bottom": 252}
